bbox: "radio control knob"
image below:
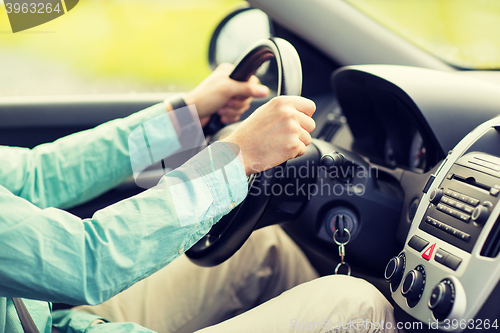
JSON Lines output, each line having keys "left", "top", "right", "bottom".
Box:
{"left": 429, "top": 281, "right": 454, "bottom": 321}
{"left": 429, "top": 189, "right": 443, "bottom": 205}
{"left": 401, "top": 270, "right": 424, "bottom": 301}
{"left": 472, "top": 202, "right": 492, "bottom": 225}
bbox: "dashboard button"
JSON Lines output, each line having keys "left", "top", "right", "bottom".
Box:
{"left": 422, "top": 243, "right": 436, "bottom": 261}
{"left": 467, "top": 197, "right": 480, "bottom": 206}
{"left": 457, "top": 231, "right": 471, "bottom": 242}
{"left": 438, "top": 222, "right": 449, "bottom": 232}
{"left": 458, "top": 213, "right": 470, "bottom": 223}
{"left": 445, "top": 226, "right": 459, "bottom": 237}
{"left": 434, "top": 249, "right": 462, "bottom": 270}
{"left": 434, "top": 248, "right": 448, "bottom": 264}
{"left": 490, "top": 186, "right": 500, "bottom": 196}
{"left": 426, "top": 216, "right": 438, "bottom": 227}
{"left": 445, "top": 254, "right": 462, "bottom": 271}
{"left": 436, "top": 204, "right": 446, "bottom": 211}
{"left": 462, "top": 205, "right": 474, "bottom": 214}
{"left": 408, "top": 235, "right": 429, "bottom": 252}
{"left": 436, "top": 200, "right": 472, "bottom": 222}
{"left": 426, "top": 216, "right": 446, "bottom": 230}
{"left": 450, "top": 209, "right": 462, "bottom": 219}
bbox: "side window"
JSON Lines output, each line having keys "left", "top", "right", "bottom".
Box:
{"left": 0, "top": 0, "right": 245, "bottom": 97}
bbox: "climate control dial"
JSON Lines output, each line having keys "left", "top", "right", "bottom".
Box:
{"left": 401, "top": 265, "right": 426, "bottom": 307}
{"left": 429, "top": 279, "right": 455, "bottom": 321}
{"left": 385, "top": 253, "right": 406, "bottom": 292}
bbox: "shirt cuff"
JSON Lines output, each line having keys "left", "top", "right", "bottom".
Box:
{"left": 52, "top": 309, "right": 109, "bottom": 332}
{"left": 192, "top": 141, "right": 248, "bottom": 211}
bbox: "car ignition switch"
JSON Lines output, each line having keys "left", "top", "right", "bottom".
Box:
{"left": 324, "top": 207, "right": 359, "bottom": 243}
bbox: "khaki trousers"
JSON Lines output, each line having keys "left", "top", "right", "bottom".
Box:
{"left": 74, "top": 226, "right": 399, "bottom": 333}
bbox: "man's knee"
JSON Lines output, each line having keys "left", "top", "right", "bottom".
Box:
{"left": 293, "top": 275, "right": 386, "bottom": 300}
{"left": 280, "top": 275, "right": 393, "bottom": 320}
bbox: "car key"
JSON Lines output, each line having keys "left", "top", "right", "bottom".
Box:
{"left": 333, "top": 228, "right": 351, "bottom": 276}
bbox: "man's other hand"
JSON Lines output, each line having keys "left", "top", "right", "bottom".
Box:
{"left": 185, "top": 63, "right": 270, "bottom": 126}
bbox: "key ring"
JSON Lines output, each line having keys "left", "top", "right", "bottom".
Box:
{"left": 333, "top": 228, "right": 351, "bottom": 246}
{"left": 335, "top": 262, "right": 352, "bottom": 276}
{"left": 333, "top": 228, "right": 351, "bottom": 276}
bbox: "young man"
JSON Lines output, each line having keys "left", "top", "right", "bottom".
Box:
{"left": 0, "top": 64, "right": 398, "bottom": 333}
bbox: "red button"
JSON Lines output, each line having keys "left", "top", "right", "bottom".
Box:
{"left": 422, "top": 243, "right": 436, "bottom": 260}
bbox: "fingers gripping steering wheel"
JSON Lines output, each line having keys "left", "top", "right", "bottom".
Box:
{"left": 185, "top": 38, "right": 302, "bottom": 267}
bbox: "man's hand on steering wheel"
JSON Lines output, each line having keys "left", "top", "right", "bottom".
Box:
{"left": 184, "top": 63, "right": 270, "bottom": 127}
{"left": 185, "top": 37, "right": 315, "bottom": 266}
{"left": 223, "top": 96, "right": 316, "bottom": 176}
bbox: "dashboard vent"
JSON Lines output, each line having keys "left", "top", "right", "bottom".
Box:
{"left": 481, "top": 215, "right": 500, "bottom": 258}
{"left": 318, "top": 120, "right": 341, "bottom": 141}
{"left": 318, "top": 114, "right": 346, "bottom": 142}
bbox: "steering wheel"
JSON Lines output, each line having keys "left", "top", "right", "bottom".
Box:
{"left": 185, "top": 37, "right": 302, "bottom": 267}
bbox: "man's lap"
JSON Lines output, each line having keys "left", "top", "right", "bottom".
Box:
{"left": 72, "top": 225, "right": 319, "bottom": 332}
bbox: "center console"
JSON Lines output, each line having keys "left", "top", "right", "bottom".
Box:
{"left": 386, "top": 117, "right": 500, "bottom": 332}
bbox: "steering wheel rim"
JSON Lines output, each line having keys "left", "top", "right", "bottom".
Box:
{"left": 186, "top": 37, "right": 302, "bottom": 267}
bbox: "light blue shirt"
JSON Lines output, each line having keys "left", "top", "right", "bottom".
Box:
{"left": 0, "top": 103, "right": 248, "bottom": 333}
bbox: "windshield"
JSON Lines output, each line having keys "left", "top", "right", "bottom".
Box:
{"left": 347, "top": 0, "right": 500, "bottom": 70}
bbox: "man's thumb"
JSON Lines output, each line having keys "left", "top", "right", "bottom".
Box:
{"left": 233, "top": 81, "right": 269, "bottom": 98}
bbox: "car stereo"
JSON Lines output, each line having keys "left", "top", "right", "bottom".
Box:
{"left": 386, "top": 118, "right": 500, "bottom": 332}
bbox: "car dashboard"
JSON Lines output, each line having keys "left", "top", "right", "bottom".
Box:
{"left": 288, "top": 65, "right": 500, "bottom": 332}
{"left": 391, "top": 118, "right": 500, "bottom": 332}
